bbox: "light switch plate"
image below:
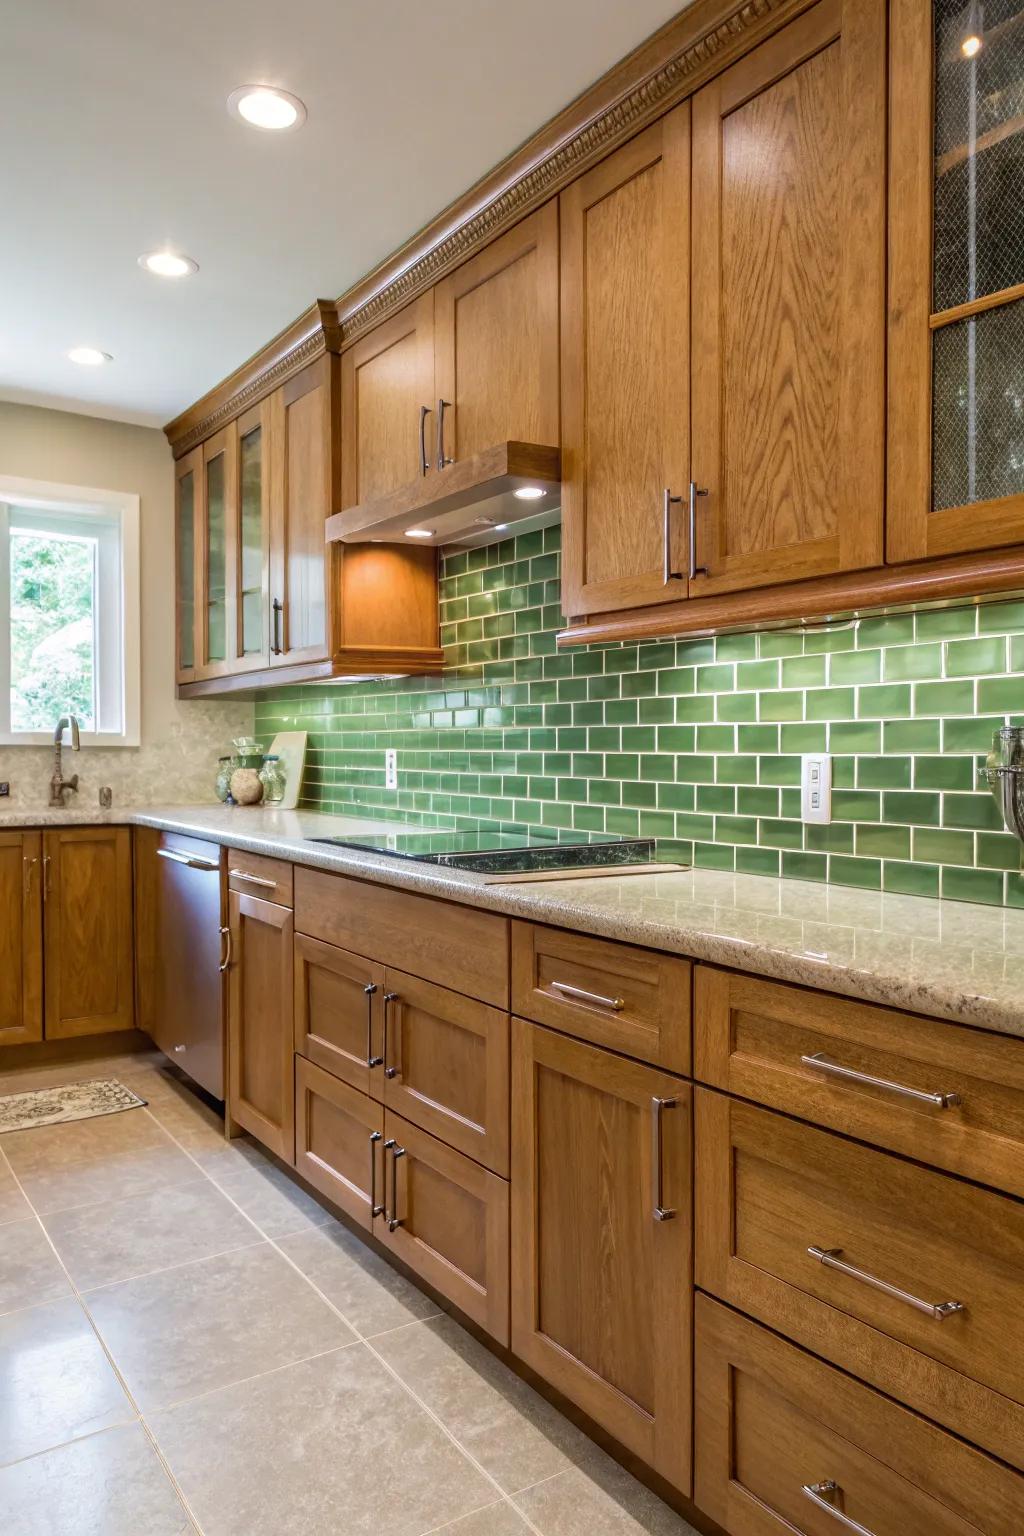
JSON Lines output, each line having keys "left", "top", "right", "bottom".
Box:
{"left": 385, "top": 749, "right": 398, "bottom": 790}
{"left": 801, "top": 753, "right": 832, "bottom": 824}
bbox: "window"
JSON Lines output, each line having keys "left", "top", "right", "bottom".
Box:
{"left": 0, "top": 477, "right": 140, "bottom": 745}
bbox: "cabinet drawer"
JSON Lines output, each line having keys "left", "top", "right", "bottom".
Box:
{"left": 294, "top": 933, "right": 384, "bottom": 1096}
{"left": 696, "top": 1090, "right": 1024, "bottom": 1470}
{"left": 295, "top": 867, "right": 508, "bottom": 1008}
{"left": 295, "top": 1056, "right": 382, "bottom": 1232}
{"left": 695, "top": 1295, "right": 1024, "bottom": 1536}
{"left": 695, "top": 966, "right": 1024, "bottom": 1197}
{"left": 511, "top": 921, "right": 690, "bottom": 1071}
{"left": 381, "top": 969, "right": 509, "bottom": 1175}
{"left": 378, "top": 1109, "right": 509, "bottom": 1344}
{"left": 228, "top": 852, "right": 293, "bottom": 907}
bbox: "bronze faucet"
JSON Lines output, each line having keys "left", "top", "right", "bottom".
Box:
{"left": 49, "top": 715, "right": 81, "bottom": 807}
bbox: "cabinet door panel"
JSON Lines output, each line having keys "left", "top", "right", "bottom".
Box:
{"left": 560, "top": 109, "right": 690, "bottom": 617}
{"left": 341, "top": 292, "right": 435, "bottom": 507}
{"left": 295, "top": 1056, "right": 383, "bottom": 1231}
{"left": 234, "top": 400, "right": 271, "bottom": 671}
{"left": 43, "top": 829, "right": 133, "bottom": 1039}
{"left": 294, "top": 933, "right": 384, "bottom": 1097}
{"left": 434, "top": 202, "right": 559, "bottom": 464}
{"left": 269, "top": 356, "right": 336, "bottom": 666}
{"left": 690, "top": 0, "right": 885, "bottom": 595}
{"left": 174, "top": 447, "right": 202, "bottom": 684}
{"left": 228, "top": 891, "right": 294, "bottom": 1161}
{"left": 0, "top": 832, "right": 42, "bottom": 1046}
{"left": 511, "top": 1019, "right": 692, "bottom": 1492}
{"left": 199, "top": 423, "right": 239, "bottom": 677}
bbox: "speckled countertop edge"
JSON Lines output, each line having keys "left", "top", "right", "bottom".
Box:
{"left": 6, "top": 803, "right": 1024, "bottom": 1039}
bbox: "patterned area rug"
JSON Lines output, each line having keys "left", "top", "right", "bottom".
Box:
{"left": 0, "top": 1079, "right": 148, "bottom": 1134}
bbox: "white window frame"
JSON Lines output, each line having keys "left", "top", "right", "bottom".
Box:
{"left": 0, "top": 474, "right": 140, "bottom": 747}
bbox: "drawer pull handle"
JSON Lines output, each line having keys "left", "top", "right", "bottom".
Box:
{"left": 369, "top": 1130, "right": 383, "bottom": 1218}
{"left": 386, "top": 1140, "right": 406, "bottom": 1232}
{"left": 383, "top": 992, "right": 400, "bottom": 1078}
{"left": 651, "top": 1097, "right": 678, "bottom": 1222}
{"left": 550, "top": 980, "right": 625, "bottom": 1011}
{"left": 801, "top": 1052, "right": 961, "bottom": 1109}
{"left": 802, "top": 1481, "right": 877, "bottom": 1536}
{"left": 229, "top": 869, "right": 278, "bottom": 890}
{"left": 157, "top": 847, "right": 219, "bottom": 871}
{"left": 808, "top": 1247, "right": 964, "bottom": 1320}
{"left": 364, "top": 984, "right": 382, "bottom": 1069}
{"left": 219, "top": 925, "right": 232, "bottom": 973}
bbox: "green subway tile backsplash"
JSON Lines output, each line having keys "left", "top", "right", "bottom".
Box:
{"left": 255, "top": 523, "right": 1024, "bottom": 906}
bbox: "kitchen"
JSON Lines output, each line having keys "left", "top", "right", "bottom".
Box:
{"left": 2, "top": 0, "right": 1024, "bottom": 1532}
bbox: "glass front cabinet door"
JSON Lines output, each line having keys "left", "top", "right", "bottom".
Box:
{"left": 174, "top": 447, "right": 202, "bottom": 685}
{"left": 234, "top": 401, "right": 271, "bottom": 672}
{"left": 889, "top": 0, "right": 1024, "bottom": 561}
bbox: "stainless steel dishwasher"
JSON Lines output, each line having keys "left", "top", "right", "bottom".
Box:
{"left": 136, "top": 828, "right": 226, "bottom": 1099}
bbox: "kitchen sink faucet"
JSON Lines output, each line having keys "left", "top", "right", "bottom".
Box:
{"left": 49, "top": 714, "right": 81, "bottom": 806}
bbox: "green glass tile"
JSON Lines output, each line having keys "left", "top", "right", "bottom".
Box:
{"left": 828, "top": 720, "right": 881, "bottom": 754}
{"left": 715, "top": 815, "right": 759, "bottom": 844}
{"left": 978, "top": 677, "right": 1023, "bottom": 712}
{"left": 605, "top": 754, "right": 640, "bottom": 780}
{"left": 781, "top": 655, "right": 827, "bottom": 688}
{"left": 829, "top": 855, "right": 882, "bottom": 890}
{"left": 945, "top": 636, "right": 1007, "bottom": 676}
{"left": 638, "top": 811, "right": 677, "bottom": 838}
{"left": 1004, "top": 873, "right": 1024, "bottom": 907}
{"left": 881, "top": 791, "right": 940, "bottom": 826}
{"left": 717, "top": 692, "right": 758, "bottom": 722}
{"left": 942, "top": 715, "right": 1006, "bottom": 752}
{"left": 715, "top": 632, "right": 758, "bottom": 661}
{"left": 979, "top": 599, "right": 1024, "bottom": 631}
{"left": 696, "top": 725, "right": 735, "bottom": 752}
{"left": 675, "top": 694, "right": 716, "bottom": 722}
{"left": 621, "top": 726, "right": 657, "bottom": 751}
{"left": 912, "top": 827, "right": 974, "bottom": 865}
{"left": 855, "top": 823, "right": 911, "bottom": 859}
{"left": 806, "top": 688, "right": 856, "bottom": 721}
{"left": 915, "top": 605, "right": 976, "bottom": 639}
{"left": 657, "top": 726, "right": 696, "bottom": 752}
{"left": 883, "top": 860, "right": 940, "bottom": 898}
{"left": 675, "top": 812, "right": 715, "bottom": 840}
{"left": 914, "top": 756, "right": 976, "bottom": 790}
{"left": 737, "top": 660, "right": 780, "bottom": 690}
{"left": 736, "top": 845, "right": 781, "bottom": 877}
{"left": 758, "top": 631, "right": 805, "bottom": 657}
{"left": 856, "top": 614, "right": 915, "bottom": 647}
{"left": 658, "top": 783, "right": 695, "bottom": 811}
{"left": 830, "top": 649, "right": 882, "bottom": 685}
{"left": 639, "top": 696, "right": 675, "bottom": 724}
{"left": 943, "top": 792, "right": 1005, "bottom": 831}
{"left": 698, "top": 785, "right": 736, "bottom": 814}
{"left": 781, "top": 723, "right": 829, "bottom": 753}
{"left": 676, "top": 756, "right": 717, "bottom": 784}
{"left": 781, "top": 788, "right": 802, "bottom": 818}
{"left": 941, "top": 867, "right": 1004, "bottom": 905}
{"left": 884, "top": 719, "right": 941, "bottom": 752}
{"left": 694, "top": 841, "right": 736, "bottom": 870}
{"left": 913, "top": 680, "right": 975, "bottom": 715}
{"left": 882, "top": 644, "right": 942, "bottom": 682}
{"left": 759, "top": 755, "right": 801, "bottom": 786}
{"left": 697, "top": 663, "right": 735, "bottom": 693}
{"left": 605, "top": 808, "right": 640, "bottom": 836}
{"left": 857, "top": 756, "right": 911, "bottom": 790}
{"left": 832, "top": 789, "right": 881, "bottom": 822}
{"left": 760, "top": 691, "right": 804, "bottom": 722}
{"left": 782, "top": 851, "right": 828, "bottom": 882}
{"left": 801, "top": 625, "right": 857, "bottom": 654}
{"left": 758, "top": 818, "right": 804, "bottom": 850}
{"left": 638, "top": 642, "right": 677, "bottom": 670}
{"left": 622, "top": 780, "right": 658, "bottom": 809}
{"left": 715, "top": 755, "right": 758, "bottom": 785}
{"left": 805, "top": 822, "right": 854, "bottom": 854}
{"left": 739, "top": 725, "right": 780, "bottom": 753}
{"left": 640, "top": 754, "right": 676, "bottom": 782}
{"left": 857, "top": 684, "right": 912, "bottom": 719}
{"left": 976, "top": 832, "right": 1022, "bottom": 870}
{"left": 737, "top": 786, "right": 780, "bottom": 817}
{"left": 1011, "top": 634, "right": 1024, "bottom": 672}
{"left": 573, "top": 805, "right": 605, "bottom": 831}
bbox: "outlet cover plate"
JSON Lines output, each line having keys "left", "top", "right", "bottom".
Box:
{"left": 801, "top": 753, "right": 831, "bottom": 824}
{"left": 385, "top": 749, "right": 398, "bottom": 791}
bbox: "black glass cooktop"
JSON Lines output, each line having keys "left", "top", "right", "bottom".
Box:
{"left": 310, "top": 827, "right": 655, "bottom": 874}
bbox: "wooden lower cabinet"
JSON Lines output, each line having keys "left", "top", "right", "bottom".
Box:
{"left": 43, "top": 827, "right": 134, "bottom": 1039}
{"left": 511, "top": 1018, "right": 692, "bottom": 1493}
{"left": 295, "top": 1055, "right": 382, "bottom": 1230}
{"left": 228, "top": 890, "right": 295, "bottom": 1161}
{"left": 294, "top": 933, "right": 384, "bottom": 1095}
{"left": 0, "top": 832, "right": 43, "bottom": 1046}
{"left": 695, "top": 1295, "right": 1024, "bottom": 1535}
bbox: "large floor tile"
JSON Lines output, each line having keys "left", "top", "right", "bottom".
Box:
{"left": 0, "top": 1218, "right": 71, "bottom": 1317}
{"left": 150, "top": 1344, "right": 496, "bottom": 1536}
{"left": 277, "top": 1219, "right": 441, "bottom": 1337}
{"left": 2, "top": 1111, "right": 197, "bottom": 1215}
{"left": 426, "top": 1503, "right": 535, "bottom": 1534}
{"left": 0, "top": 1157, "right": 30, "bottom": 1225}
{"left": 375, "top": 1314, "right": 598, "bottom": 1495}
{"left": 43, "top": 1179, "right": 260, "bottom": 1290}
{"left": 87, "top": 1242, "right": 356, "bottom": 1411}
{"left": 0, "top": 1297, "right": 134, "bottom": 1466}
{"left": 205, "top": 1157, "right": 334, "bottom": 1239}
{"left": 514, "top": 1460, "right": 699, "bottom": 1536}
{"left": 0, "top": 1422, "right": 194, "bottom": 1534}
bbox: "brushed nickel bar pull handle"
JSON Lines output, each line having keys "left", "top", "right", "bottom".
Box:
{"left": 436, "top": 399, "right": 454, "bottom": 469}
{"left": 156, "top": 847, "right": 219, "bottom": 871}
{"left": 271, "top": 597, "right": 283, "bottom": 655}
{"left": 663, "top": 488, "right": 683, "bottom": 583}
{"left": 418, "top": 404, "right": 431, "bottom": 477}
{"left": 549, "top": 980, "right": 624, "bottom": 1011}
{"left": 369, "top": 1130, "right": 383, "bottom": 1218}
{"left": 388, "top": 1142, "right": 406, "bottom": 1232}
{"left": 801, "top": 1052, "right": 961, "bottom": 1109}
{"left": 229, "top": 869, "right": 277, "bottom": 890}
{"left": 802, "top": 1481, "right": 878, "bottom": 1536}
{"left": 651, "top": 1097, "right": 678, "bottom": 1221}
{"left": 219, "top": 925, "right": 232, "bottom": 973}
{"left": 688, "top": 482, "right": 709, "bottom": 580}
{"left": 365, "top": 983, "right": 382, "bottom": 1068}
{"left": 807, "top": 1247, "right": 964, "bottom": 1320}
{"left": 383, "top": 992, "right": 399, "bottom": 1078}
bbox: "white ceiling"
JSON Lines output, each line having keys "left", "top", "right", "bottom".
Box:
{"left": 0, "top": 0, "right": 687, "bottom": 429}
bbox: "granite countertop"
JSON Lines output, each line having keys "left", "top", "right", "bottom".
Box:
{"left": 5, "top": 802, "right": 1024, "bottom": 1039}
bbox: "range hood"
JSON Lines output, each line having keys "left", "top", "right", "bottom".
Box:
{"left": 325, "top": 441, "right": 560, "bottom": 547}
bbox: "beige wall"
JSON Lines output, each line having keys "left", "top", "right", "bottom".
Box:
{"left": 0, "top": 401, "right": 251, "bottom": 809}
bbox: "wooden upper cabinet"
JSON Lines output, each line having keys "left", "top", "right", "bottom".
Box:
{"left": 174, "top": 447, "right": 202, "bottom": 685}
{"left": 199, "top": 422, "right": 239, "bottom": 678}
{"left": 233, "top": 400, "right": 272, "bottom": 671}
{"left": 269, "top": 355, "right": 338, "bottom": 666}
{"left": 43, "top": 828, "right": 134, "bottom": 1039}
{"left": 560, "top": 108, "right": 691, "bottom": 617}
{"left": 341, "top": 292, "right": 436, "bottom": 508}
{"left": 0, "top": 832, "right": 42, "bottom": 1046}
{"left": 433, "top": 202, "right": 560, "bottom": 466}
{"left": 689, "top": 0, "right": 886, "bottom": 597}
{"left": 889, "top": 0, "right": 1024, "bottom": 562}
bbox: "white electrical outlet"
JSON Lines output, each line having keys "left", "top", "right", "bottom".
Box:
{"left": 385, "top": 749, "right": 398, "bottom": 790}
{"left": 801, "top": 753, "right": 832, "bottom": 824}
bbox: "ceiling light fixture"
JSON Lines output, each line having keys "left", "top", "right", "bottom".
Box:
{"left": 404, "top": 528, "right": 434, "bottom": 539}
{"left": 513, "top": 486, "right": 546, "bottom": 501}
{"left": 138, "top": 251, "right": 198, "bottom": 278}
{"left": 67, "top": 346, "right": 112, "bottom": 366}
{"left": 228, "top": 85, "right": 307, "bottom": 132}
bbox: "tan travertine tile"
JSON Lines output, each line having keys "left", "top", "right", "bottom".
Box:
{"left": 0, "top": 1158, "right": 30, "bottom": 1225}
{"left": 0, "top": 1217, "right": 71, "bottom": 1317}
{"left": 0, "top": 1296, "right": 134, "bottom": 1465}
{"left": 204, "top": 1158, "right": 334, "bottom": 1239}
{"left": 277, "top": 1219, "right": 441, "bottom": 1337}
{"left": 514, "top": 1461, "right": 699, "bottom": 1535}
{"left": 149, "top": 1344, "right": 495, "bottom": 1536}
{"left": 87, "top": 1242, "right": 356, "bottom": 1411}
{"left": 43, "top": 1179, "right": 260, "bottom": 1291}
{"left": 427, "top": 1503, "right": 535, "bottom": 1534}
{"left": 2, "top": 1111, "right": 197, "bottom": 1215}
{"left": 0, "top": 1422, "right": 194, "bottom": 1534}
{"left": 375, "top": 1314, "right": 599, "bottom": 1494}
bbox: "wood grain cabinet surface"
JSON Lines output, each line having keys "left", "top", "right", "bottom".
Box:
{"left": 227, "top": 889, "right": 295, "bottom": 1162}
{"left": 43, "top": 828, "right": 134, "bottom": 1040}
{"left": 695, "top": 1294, "right": 1024, "bottom": 1536}
{"left": 511, "top": 1018, "right": 692, "bottom": 1492}
{"left": 0, "top": 831, "right": 43, "bottom": 1046}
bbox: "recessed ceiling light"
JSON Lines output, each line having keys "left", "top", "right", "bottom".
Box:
{"left": 404, "top": 528, "right": 434, "bottom": 539}
{"left": 138, "top": 251, "right": 198, "bottom": 278}
{"left": 68, "top": 346, "right": 112, "bottom": 366}
{"left": 513, "top": 486, "right": 546, "bottom": 501}
{"left": 228, "top": 84, "right": 306, "bottom": 132}
{"left": 961, "top": 31, "right": 983, "bottom": 57}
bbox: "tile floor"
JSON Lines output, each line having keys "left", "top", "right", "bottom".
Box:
{"left": 0, "top": 1051, "right": 699, "bottom": 1536}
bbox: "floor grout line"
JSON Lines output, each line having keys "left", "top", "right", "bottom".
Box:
{"left": 77, "top": 1235, "right": 270, "bottom": 1296}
